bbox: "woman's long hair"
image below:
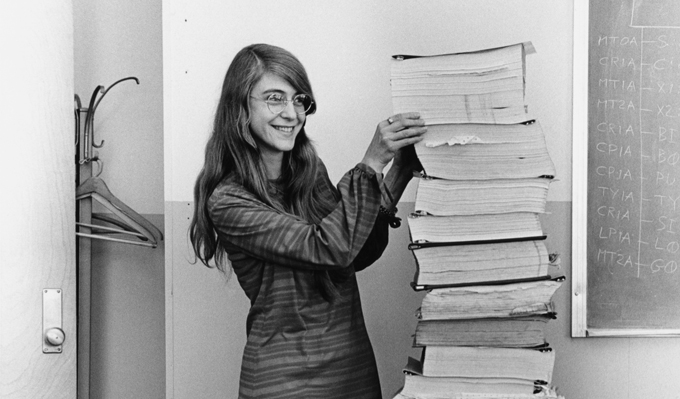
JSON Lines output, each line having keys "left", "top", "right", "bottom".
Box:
{"left": 189, "top": 44, "right": 341, "bottom": 300}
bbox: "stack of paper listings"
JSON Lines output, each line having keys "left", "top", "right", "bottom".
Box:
{"left": 390, "top": 42, "right": 566, "bottom": 399}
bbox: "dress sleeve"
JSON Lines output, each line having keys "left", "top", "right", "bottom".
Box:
{"left": 352, "top": 216, "right": 389, "bottom": 272}
{"left": 208, "top": 163, "right": 383, "bottom": 271}
{"left": 318, "top": 163, "right": 391, "bottom": 272}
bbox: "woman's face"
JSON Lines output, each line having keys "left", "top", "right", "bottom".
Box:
{"left": 248, "top": 73, "right": 306, "bottom": 161}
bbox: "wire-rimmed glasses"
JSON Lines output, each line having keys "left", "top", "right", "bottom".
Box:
{"left": 251, "top": 93, "right": 314, "bottom": 115}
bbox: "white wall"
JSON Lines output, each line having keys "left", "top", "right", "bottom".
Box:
{"left": 163, "top": 1, "right": 574, "bottom": 398}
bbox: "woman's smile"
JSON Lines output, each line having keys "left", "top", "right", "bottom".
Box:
{"left": 272, "top": 125, "right": 295, "bottom": 133}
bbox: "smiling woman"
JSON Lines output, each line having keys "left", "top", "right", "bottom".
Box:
{"left": 188, "top": 43, "right": 426, "bottom": 399}
{"left": 247, "top": 73, "right": 309, "bottom": 177}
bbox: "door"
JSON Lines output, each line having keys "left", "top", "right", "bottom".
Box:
{"left": 0, "top": 1, "right": 77, "bottom": 398}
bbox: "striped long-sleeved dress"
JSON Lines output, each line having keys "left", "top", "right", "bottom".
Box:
{"left": 208, "top": 161, "right": 390, "bottom": 399}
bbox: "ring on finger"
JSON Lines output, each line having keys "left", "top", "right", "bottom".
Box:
{"left": 387, "top": 117, "right": 394, "bottom": 124}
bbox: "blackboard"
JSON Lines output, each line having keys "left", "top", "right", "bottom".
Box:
{"left": 579, "top": 0, "right": 680, "bottom": 335}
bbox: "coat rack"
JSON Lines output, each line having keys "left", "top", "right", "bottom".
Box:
{"left": 74, "top": 76, "right": 163, "bottom": 399}
{"left": 75, "top": 76, "right": 162, "bottom": 247}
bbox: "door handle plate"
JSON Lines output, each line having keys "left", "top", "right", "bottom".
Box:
{"left": 43, "top": 288, "right": 64, "bottom": 353}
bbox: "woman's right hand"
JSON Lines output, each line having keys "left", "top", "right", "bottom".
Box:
{"left": 361, "top": 112, "right": 427, "bottom": 174}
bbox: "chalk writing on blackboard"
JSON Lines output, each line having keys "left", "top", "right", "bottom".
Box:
{"left": 585, "top": 0, "right": 680, "bottom": 331}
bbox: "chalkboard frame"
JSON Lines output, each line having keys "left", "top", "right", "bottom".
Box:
{"left": 571, "top": 0, "right": 680, "bottom": 338}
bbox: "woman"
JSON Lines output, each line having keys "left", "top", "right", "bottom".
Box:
{"left": 190, "top": 43, "right": 426, "bottom": 399}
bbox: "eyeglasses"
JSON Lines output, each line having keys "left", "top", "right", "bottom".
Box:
{"left": 250, "top": 93, "right": 314, "bottom": 115}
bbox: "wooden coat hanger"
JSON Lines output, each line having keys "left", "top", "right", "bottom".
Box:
{"left": 76, "top": 162, "right": 163, "bottom": 248}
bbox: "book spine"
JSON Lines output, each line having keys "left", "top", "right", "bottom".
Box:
{"left": 408, "top": 235, "right": 548, "bottom": 250}
{"left": 410, "top": 275, "right": 557, "bottom": 291}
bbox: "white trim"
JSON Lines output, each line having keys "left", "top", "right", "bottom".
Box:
{"left": 586, "top": 329, "right": 680, "bottom": 337}
{"left": 162, "top": 0, "right": 176, "bottom": 397}
{"left": 571, "top": 0, "right": 589, "bottom": 338}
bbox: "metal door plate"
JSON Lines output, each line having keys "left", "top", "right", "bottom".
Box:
{"left": 43, "top": 289, "right": 63, "bottom": 353}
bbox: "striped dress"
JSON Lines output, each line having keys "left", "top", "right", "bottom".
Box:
{"left": 208, "top": 161, "right": 390, "bottom": 399}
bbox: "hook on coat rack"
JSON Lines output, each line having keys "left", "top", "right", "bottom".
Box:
{"left": 77, "top": 76, "right": 139, "bottom": 163}
{"left": 90, "top": 76, "right": 140, "bottom": 149}
{"left": 84, "top": 85, "right": 104, "bottom": 153}
{"left": 74, "top": 94, "right": 82, "bottom": 147}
